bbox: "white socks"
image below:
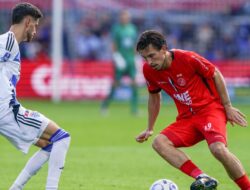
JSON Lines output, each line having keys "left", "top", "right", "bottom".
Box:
{"left": 9, "top": 136, "right": 70, "bottom": 190}
{"left": 9, "top": 149, "right": 50, "bottom": 190}
{"left": 46, "top": 136, "right": 71, "bottom": 190}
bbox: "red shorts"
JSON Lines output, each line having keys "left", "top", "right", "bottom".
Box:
{"left": 160, "top": 106, "right": 227, "bottom": 147}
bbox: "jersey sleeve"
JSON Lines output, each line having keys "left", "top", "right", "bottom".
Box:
{"left": 188, "top": 52, "right": 215, "bottom": 79}
{"left": 187, "top": 51, "right": 220, "bottom": 101}
{"left": 0, "top": 32, "right": 14, "bottom": 62}
{"left": 143, "top": 64, "right": 161, "bottom": 93}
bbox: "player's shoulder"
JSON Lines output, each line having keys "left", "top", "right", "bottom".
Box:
{"left": 0, "top": 31, "right": 19, "bottom": 62}
{"left": 171, "top": 49, "right": 202, "bottom": 64}
{"left": 171, "top": 48, "right": 196, "bottom": 57}
{"left": 0, "top": 31, "right": 16, "bottom": 51}
{"left": 0, "top": 32, "right": 8, "bottom": 47}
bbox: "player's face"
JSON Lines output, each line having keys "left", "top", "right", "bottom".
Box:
{"left": 24, "top": 17, "right": 39, "bottom": 42}
{"left": 139, "top": 44, "right": 167, "bottom": 71}
{"left": 120, "top": 11, "right": 130, "bottom": 25}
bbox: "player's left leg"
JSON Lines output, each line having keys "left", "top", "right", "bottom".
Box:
{"left": 10, "top": 121, "right": 70, "bottom": 190}
{"left": 130, "top": 78, "right": 138, "bottom": 115}
{"left": 196, "top": 106, "right": 250, "bottom": 190}
{"left": 40, "top": 121, "right": 71, "bottom": 190}
{"left": 9, "top": 139, "right": 51, "bottom": 190}
{"left": 101, "top": 69, "right": 122, "bottom": 115}
{"left": 209, "top": 142, "right": 250, "bottom": 190}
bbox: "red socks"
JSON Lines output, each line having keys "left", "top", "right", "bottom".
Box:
{"left": 180, "top": 160, "right": 203, "bottom": 179}
{"left": 180, "top": 160, "right": 250, "bottom": 190}
{"left": 235, "top": 174, "right": 250, "bottom": 190}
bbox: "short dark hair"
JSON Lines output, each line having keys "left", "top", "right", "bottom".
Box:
{"left": 136, "top": 30, "right": 167, "bottom": 52}
{"left": 12, "top": 2, "right": 43, "bottom": 24}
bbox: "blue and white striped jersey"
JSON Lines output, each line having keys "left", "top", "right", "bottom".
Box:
{"left": 0, "top": 31, "right": 21, "bottom": 118}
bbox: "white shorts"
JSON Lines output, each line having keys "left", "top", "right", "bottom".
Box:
{"left": 0, "top": 105, "right": 49, "bottom": 154}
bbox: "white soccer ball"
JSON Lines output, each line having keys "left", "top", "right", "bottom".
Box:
{"left": 149, "top": 179, "right": 179, "bottom": 190}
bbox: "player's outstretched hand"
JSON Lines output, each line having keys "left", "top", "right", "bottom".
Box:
{"left": 136, "top": 130, "right": 153, "bottom": 143}
{"left": 224, "top": 105, "right": 248, "bottom": 127}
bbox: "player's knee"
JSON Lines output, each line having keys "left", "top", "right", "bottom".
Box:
{"left": 40, "top": 140, "right": 50, "bottom": 147}
{"left": 49, "top": 128, "right": 70, "bottom": 143}
{"left": 36, "top": 139, "right": 50, "bottom": 148}
{"left": 152, "top": 136, "right": 160, "bottom": 151}
{"left": 209, "top": 142, "right": 228, "bottom": 160}
{"left": 42, "top": 143, "right": 53, "bottom": 152}
{"left": 152, "top": 135, "right": 171, "bottom": 152}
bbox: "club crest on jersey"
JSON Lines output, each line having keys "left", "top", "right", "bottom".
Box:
{"left": 24, "top": 110, "right": 29, "bottom": 117}
{"left": 177, "top": 77, "right": 186, "bottom": 86}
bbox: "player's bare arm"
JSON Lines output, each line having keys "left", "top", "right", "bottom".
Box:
{"left": 213, "top": 68, "right": 247, "bottom": 127}
{"left": 136, "top": 92, "right": 161, "bottom": 143}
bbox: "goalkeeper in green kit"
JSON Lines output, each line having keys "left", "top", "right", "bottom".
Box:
{"left": 101, "top": 10, "right": 138, "bottom": 115}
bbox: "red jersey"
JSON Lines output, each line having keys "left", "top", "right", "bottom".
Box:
{"left": 143, "top": 49, "right": 223, "bottom": 119}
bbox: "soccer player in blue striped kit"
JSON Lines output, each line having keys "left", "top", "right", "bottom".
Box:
{"left": 0, "top": 3, "right": 71, "bottom": 190}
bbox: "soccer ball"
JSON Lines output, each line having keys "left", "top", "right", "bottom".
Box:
{"left": 150, "top": 179, "right": 179, "bottom": 190}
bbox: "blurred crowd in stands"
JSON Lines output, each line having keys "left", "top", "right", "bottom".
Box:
{"left": 0, "top": 0, "right": 250, "bottom": 61}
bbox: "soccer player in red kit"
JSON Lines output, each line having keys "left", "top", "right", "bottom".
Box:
{"left": 135, "top": 30, "right": 250, "bottom": 190}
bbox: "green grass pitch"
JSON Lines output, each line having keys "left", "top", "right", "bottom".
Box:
{"left": 0, "top": 100, "right": 249, "bottom": 189}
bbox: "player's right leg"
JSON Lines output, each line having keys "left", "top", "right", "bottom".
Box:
{"left": 152, "top": 134, "right": 218, "bottom": 190}
{"left": 152, "top": 134, "right": 190, "bottom": 169}
{"left": 101, "top": 83, "right": 116, "bottom": 114}
{"left": 101, "top": 77, "right": 120, "bottom": 115}
{"left": 154, "top": 120, "right": 220, "bottom": 189}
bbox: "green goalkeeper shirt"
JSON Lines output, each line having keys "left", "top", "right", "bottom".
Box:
{"left": 112, "top": 23, "right": 137, "bottom": 66}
